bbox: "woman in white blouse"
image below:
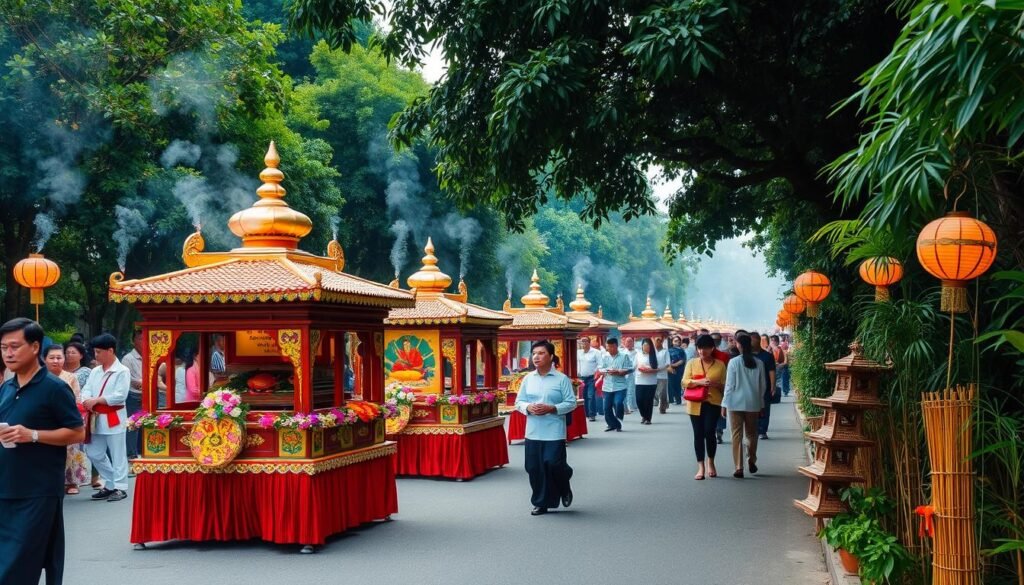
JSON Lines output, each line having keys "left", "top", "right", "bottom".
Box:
{"left": 633, "top": 338, "right": 660, "bottom": 425}
{"left": 721, "top": 334, "right": 766, "bottom": 478}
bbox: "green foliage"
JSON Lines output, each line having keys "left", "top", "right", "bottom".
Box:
{"left": 819, "top": 487, "right": 915, "bottom": 584}
{"left": 290, "top": 0, "right": 902, "bottom": 260}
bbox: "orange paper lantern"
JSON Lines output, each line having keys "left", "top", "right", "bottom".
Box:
{"left": 916, "top": 211, "right": 997, "bottom": 313}
{"left": 13, "top": 253, "right": 61, "bottom": 306}
{"left": 793, "top": 270, "right": 831, "bottom": 318}
{"left": 783, "top": 294, "right": 806, "bottom": 316}
{"left": 858, "top": 257, "right": 904, "bottom": 302}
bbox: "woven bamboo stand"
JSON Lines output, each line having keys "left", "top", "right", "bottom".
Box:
{"left": 921, "top": 385, "right": 979, "bottom": 585}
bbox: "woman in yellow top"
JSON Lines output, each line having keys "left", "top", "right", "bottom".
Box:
{"left": 682, "top": 334, "right": 727, "bottom": 480}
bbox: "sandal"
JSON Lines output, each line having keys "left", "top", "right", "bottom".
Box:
{"left": 694, "top": 473, "right": 705, "bottom": 480}
{"left": 65, "top": 486, "right": 80, "bottom": 495}
{"left": 708, "top": 469, "right": 718, "bottom": 478}
{"left": 733, "top": 469, "right": 744, "bottom": 479}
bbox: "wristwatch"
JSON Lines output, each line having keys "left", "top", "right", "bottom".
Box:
{"left": 31, "top": 430, "right": 39, "bottom": 443}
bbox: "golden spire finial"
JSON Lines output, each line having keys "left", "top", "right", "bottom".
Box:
{"left": 677, "top": 310, "right": 689, "bottom": 324}
{"left": 227, "top": 141, "right": 312, "bottom": 249}
{"left": 568, "top": 284, "right": 592, "bottom": 313}
{"left": 520, "top": 269, "right": 550, "bottom": 307}
{"left": 406, "top": 237, "right": 452, "bottom": 294}
{"left": 661, "top": 304, "right": 674, "bottom": 321}
{"left": 641, "top": 297, "right": 658, "bottom": 319}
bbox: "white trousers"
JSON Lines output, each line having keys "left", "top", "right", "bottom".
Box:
{"left": 85, "top": 433, "right": 129, "bottom": 491}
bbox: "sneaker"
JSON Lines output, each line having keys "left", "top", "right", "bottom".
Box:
{"left": 759, "top": 433, "right": 769, "bottom": 440}
{"left": 561, "top": 488, "right": 573, "bottom": 508}
{"left": 91, "top": 488, "right": 113, "bottom": 500}
{"left": 716, "top": 431, "right": 724, "bottom": 445}
{"left": 107, "top": 489, "right": 128, "bottom": 502}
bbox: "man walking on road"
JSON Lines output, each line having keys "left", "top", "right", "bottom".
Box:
{"left": 515, "top": 340, "right": 577, "bottom": 516}
{"left": 0, "top": 318, "right": 86, "bottom": 585}
{"left": 598, "top": 338, "right": 632, "bottom": 431}
{"left": 749, "top": 332, "right": 777, "bottom": 440}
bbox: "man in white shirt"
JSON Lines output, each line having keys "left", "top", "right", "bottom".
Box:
{"left": 120, "top": 329, "right": 144, "bottom": 460}
{"left": 515, "top": 341, "right": 577, "bottom": 516}
{"left": 654, "top": 336, "right": 670, "bottom": 414}
{"left": 622, "top": 337, "right": 638, "bottom": 414}
{"left": 576, "top": 336, "right": 602, "bottom": 422}
{"left": 80, "top": 333, "right": 132, "bottom": 502}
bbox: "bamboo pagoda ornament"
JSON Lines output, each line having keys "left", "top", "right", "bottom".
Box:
{"left": 916, "top": 211, "right": 997, "bottom": 313}
{"left": 13, "top": 253, "right": 61, "bottom": 321}
{"left": 795, "top": 341, "right": 887, "bottom": 519}
{"left": 382, "top": 238, "right": 512, "bottom": 479}
{"left": 793, "top": 270, "right": 831, "bottom": 318}
{"left": 921, "top": 385, "right": 979, "bottom": 585}
{"left": 858, "top": 256, "right": 904, "bottom": 302}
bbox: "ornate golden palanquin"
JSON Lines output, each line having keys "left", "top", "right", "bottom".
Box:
{"left": 110, "top": 143, "right": 414, "bottom": 548}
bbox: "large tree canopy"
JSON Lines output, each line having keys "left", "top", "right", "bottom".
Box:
{"left": 290, "top": 0, "right": 903, "bottom": 256}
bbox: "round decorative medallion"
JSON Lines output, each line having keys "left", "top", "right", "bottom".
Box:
{"left": 189, "top": 417, "right": 246, "bottom": 468}
{"left": 385, "top": 404, "right": 412, "bottom": 436}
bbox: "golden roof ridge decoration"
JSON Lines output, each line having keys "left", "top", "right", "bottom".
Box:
{"left": 565, "top": 284, "right": 616, "bottom": 330}
{"left": 500, "top": 269, "right": 588, "bottom": 331}
{"left": 386, "top": 238, "right": 512, "bottom": 326}
{"left": 108, "top": 142, "right": 414, "bottom": 308}
{"left": 619, "top": 297, "right": 677, "bottom": 333}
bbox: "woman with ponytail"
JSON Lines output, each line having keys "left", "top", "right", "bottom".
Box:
{"left": 720, "top": 334, "right": 766, "bottom": 478}
{"left": 632, "top": 338, "right": 660, "bottom": 425}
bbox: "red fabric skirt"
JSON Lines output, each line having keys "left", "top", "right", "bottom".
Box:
{"left": 394, "top": 424, "right": 508, "bottom": 479}
{"left": 130, "top": 453, "right": 397, "bottom": 546}
{"left": 507, "top": 411, "right": 587, "bottom": 443}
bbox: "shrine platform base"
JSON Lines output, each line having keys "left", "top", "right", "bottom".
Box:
{"left": 506, "top": 399, "right": 588, "bottom": 443}
{"left": 129, "top": 442, "right": 398, "bottom": 547}
{"left": 392, "top": 417, "right": 508, "bottom": 480}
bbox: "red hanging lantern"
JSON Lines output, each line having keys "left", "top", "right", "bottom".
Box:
{"left": 916, "top": 211, "right": 997, "bottom": 313}
{"left": 858, "top": 257, "right": 904, "bottom": 302}
{"left": 794, "top": 270, "right": 831, "bottom": 318}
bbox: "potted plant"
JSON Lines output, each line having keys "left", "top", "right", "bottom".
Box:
{"left": 819, "top": 487, "right": 914, "bottom": 583}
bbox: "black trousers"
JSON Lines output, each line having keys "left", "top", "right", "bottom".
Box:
{"left": 690, "top": 401, "right": 720, "bottom": 462}
{"left": 524, "top": 439, "right": 573, "bottom": 509}
{"left": 635, "top": 384, "right": 657, "bottom": 421}
{"left": 0, "top": 496, "right": 64, "bottom": 585}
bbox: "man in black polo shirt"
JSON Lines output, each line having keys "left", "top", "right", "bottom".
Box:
{"left": 0, "top": 318, "right": 86, "bottom": 585}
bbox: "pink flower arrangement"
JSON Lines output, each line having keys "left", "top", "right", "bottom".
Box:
{"left": 419, "top": 392, "right": 499, "bottom": 407}
{"left": 126, "top": 411, "right": 183, "bottom": 431}
{"left": 195, "top": 389, "right": 249, "bottom": 421}
{"left": 424, "top": 395, "right": 439, "bottom": 406}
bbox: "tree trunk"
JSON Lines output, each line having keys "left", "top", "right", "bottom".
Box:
{"left": 2, "top": 214, "right": 34, "bottom": 322}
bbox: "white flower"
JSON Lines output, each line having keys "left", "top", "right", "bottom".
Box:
{"left": 229, "top": 407, "right": 242, "bottom": 417}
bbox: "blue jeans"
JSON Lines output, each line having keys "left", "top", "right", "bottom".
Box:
{"left": 581, "top": 376, "right": 602, "bottom": 417}
{"left": 779, "top": 366, "right": 791, "bottom": 396}
{"left": 758, "top": 397, "right": 772, "bottom": 435}
{"left": 626, "top": 378, "right": 637, "bottom": 410}
{"left": 125, "top": 392, "right": 143, "bottom": 458}
{"left": 603, "top": 391, "right": 625, "bottom": 430}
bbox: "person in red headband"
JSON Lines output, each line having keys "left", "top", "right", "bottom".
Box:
{"left": 80, "top": 333, "right": 131, "bottom": 502}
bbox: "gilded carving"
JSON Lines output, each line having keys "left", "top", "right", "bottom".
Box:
{"left": 130, "top": 443, "right": 397, "bottom": 476}
{"left": 277, "top": 329, "right": 304, "bottom": 397}
{"left": 326, "top": 239, "right": 345, "bottom": 272}
{"left": 552, "top": 339, "right": 564, "bottom": 360}
{"left": 441, "top": 338, "right": 457, "bottom": 363}
{"left": 147, "top": 330, "right": 172, "bottom": 373}
{"left": 498, "top": 341, "right": 508, "bottom": 357}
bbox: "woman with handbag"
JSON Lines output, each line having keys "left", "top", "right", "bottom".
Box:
{"left": 720, "top": 334, "right": 766, "bottom": 478}
{"left": 682, "top": 334, "right": 726, "bottom": 480}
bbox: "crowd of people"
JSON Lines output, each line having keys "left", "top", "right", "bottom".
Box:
{"left": 515, "top": 328, "right": 791, "bottom": 515}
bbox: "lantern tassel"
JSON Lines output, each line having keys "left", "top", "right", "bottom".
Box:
{"left": 806, "top": 302, "right": 819, "bottom": 318}
{"left": 29, "top": 288, "right": 43, "bottom": 305}
{"left": 940, "top": 282, "right": 968, "bottom": 313}
{"left": 875, "top": 286, "right": 890, "bottom": 302}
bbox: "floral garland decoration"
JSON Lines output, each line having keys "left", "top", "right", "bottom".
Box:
{"left": 257, "top": 401, "right": 395, "bottom": 431}
{"left": 422, "top": 391, "right": 497, "bottom": 406}
{"left": 195, "top": 389, "right": 250, "bottom": 422}
{"left": 385, "top": 382, "right": 416, "bottom": 407}
{"left": 127, "top": 411, "right": 183, "bottom": 431}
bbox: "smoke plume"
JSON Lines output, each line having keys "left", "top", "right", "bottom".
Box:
{"left": 443, "top": 213, "right": 482, "bottom": 278}
{"left": 32, "top": 214, "right": 57, "bottom": 253}
{"left": 572, "top": 257, "right": 593, "bottom": 289}
{"left": 390, "top": 220, "right": 410, "bottom": 279}
{"left": 113, "top": 205, "right": 149, "bottom": 271}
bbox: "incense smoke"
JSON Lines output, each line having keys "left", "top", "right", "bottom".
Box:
{"left": 330, "top": 216, "right": 340, "bottom": 241}
{"left": 390, "top": 220, "right": 410, "bottom": 279}
{"left": 160, "top": 139, "right": 202, "bottom": 168}
{"left": 113, "top": 205, "right": 149, "bottom": 271}
{"left": 32, "top": 214, "right": 57, "bottom": 253}
{"left": 572, "top": 257, "right": 593, "bottom": 289}
{"left": 443, "top": 213, "right": 482, "bottom": 278}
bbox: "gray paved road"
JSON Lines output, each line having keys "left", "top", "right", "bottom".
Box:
{"left": 59, "top": 397, "right": 827, "bottom": 585}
